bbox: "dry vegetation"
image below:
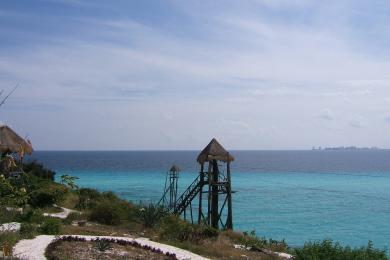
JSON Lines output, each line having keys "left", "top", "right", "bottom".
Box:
{"left": 46, "top": 240, "right": 175, "bottom": 260}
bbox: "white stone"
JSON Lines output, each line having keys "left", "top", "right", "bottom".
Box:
{"left": 0, "top": 222, "right": 21, "bottom": 232}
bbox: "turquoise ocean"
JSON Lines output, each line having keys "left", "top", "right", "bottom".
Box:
{"left": 29, "top": 150, "right": 390, "bottom": 250}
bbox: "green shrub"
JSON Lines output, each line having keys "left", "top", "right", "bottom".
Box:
{"left": 19, "top": 222, "right": 37, "bottom": 238}
{"left": 39, "top": 218, "right": 62, "bottom": 235}
{"left": 17, "top": 208, "right": 45, "bottom": 224}
{"left": 63, "top": 212, "right": 83, "bottom": 225}
{"left": 0, "top": 207, "right": 21, "bottom": 224}
{"left": 95, "top": 239, "right": 112, "bottom": 252}
{"left": 88, "top": 201, "right": 122, "bottom": 225}
{"left": 23, "top": 161, "right": 56, "bottom": 181}
{"left": 137, "top": 203, "right": 167, "bottom": 228}
{"left": 76, "top": 188, "right": 102, "bottom": 210}
{"left": 29, "top": 189, "right": 56, "bottom": 208}
{"left": 29, "top": 186, "right": 66, "bottom": 208}
{"left": 159, "top": 215, "right": 219, "bottom": 243}
{"left": 294, "top": 239, "right": 387, "bottom": 260}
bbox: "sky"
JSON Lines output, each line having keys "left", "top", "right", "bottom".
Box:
{"left": 1, "top": 0, "right": 390, "bottom": 150}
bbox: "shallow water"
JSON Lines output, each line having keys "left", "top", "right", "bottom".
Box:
{"left": 29, "top": 150, "right": 390, "bottom": 250}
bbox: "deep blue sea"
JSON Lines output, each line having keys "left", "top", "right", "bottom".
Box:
{"left": 28, "top": 150, "right": 390, "bottom": 250}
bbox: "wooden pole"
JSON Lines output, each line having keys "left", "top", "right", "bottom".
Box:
{"left": 207, "top": 161, "right": 212, "bottom": 226}
{"left": 198, "top": 163, "right": 204, "bottom": 225}
{"left": 211, "top": 159, "right": 219, "bottom": 229}
{"left": 226, "top": 153, "right": 233, "bottom": 229}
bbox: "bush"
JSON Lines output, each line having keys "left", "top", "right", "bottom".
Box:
{"left": 39, "top": 218, "right": 62, "bottom": 235}
{"left": 29, "top": 186, "right": 66, "bottom": 208}
{"left": 76, "top": 188, "right": 102, "bottom": 210}
{"left": 63, "top": 212, "right": 83, "bottom": 225}
{"left": 95, "top": 239, "right": 112, "bottom": 252}
{"left": 20, "top": 222, "right": 37, "bottom": 238}
{"left": 159, "top": 215, "right": 219, "bottom": 243}
{"left": 17, "top": 208, "right": 45, "bottom": 224}
{"left": 137, "top": 203, "right": 167, "bottom": 228}
{"left": 88, "top": 201, "right": 122, "bottom": 225}
{"left": 0, "top": 207, "right": 21, "bottom": 224}
{"left": 29, "top": 189, "right": 56, "bottom": 208}
{"left": 294, "top": 239, "right": 387, "bottom": 260}
{"left": 23, "top": 161, "right": 56, "bottom": 181}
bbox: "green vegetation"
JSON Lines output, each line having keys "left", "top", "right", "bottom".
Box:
{"left": 23, "top": 160, "right": 56, "bottom": 181}
{"left": 236, "top": 229, "right": 287, "bottom": 253}
{"left": 137, "top": 203, "right": 167, "bottom": 228}
{"left": 293, "top": 239, "right": 387, "bottom": 260}
{"left": 1, "top": 160, "right": 388, "bottom": 259}
{"left": 95, "top": 239, "right": 112, "bottom": 252}
{"left": 39, "top": 218, "right": 62, "bottom": 235}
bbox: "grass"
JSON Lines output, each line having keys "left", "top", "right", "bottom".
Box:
{"left": 293, "top": 239, "right": 387, "bottom": 260}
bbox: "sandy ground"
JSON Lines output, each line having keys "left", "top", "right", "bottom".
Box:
{"left": 13, "top": 235, "right": 209, "bottom": 260}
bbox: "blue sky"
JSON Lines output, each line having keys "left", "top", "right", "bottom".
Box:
{"left": 1, "top": 0, "right": 390, "bottom": 150}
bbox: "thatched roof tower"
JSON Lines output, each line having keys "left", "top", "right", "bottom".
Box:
{"left": 196, "top": 138, "right": 234, "bottom": 164}
{"left": 170, "top": 164, "right": 181, "bottom": 173}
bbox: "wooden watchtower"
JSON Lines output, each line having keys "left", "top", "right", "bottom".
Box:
{"left": 173, "top": 138, "right": 234, "bottom": 229}
{"left": 197, "top": 138, "right": 234, "bottom": 229}
{"left": 158, "top": 165, "right": 180, "bottom": 209}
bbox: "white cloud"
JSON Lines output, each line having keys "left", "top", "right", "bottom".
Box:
{"left": 349, "top": 116, "right": 364, "bottom": 128}
{"left": 318, "top": 109, "right": 334, "bottom": 121}
{"left": 2, "top": 1, "right": 390, "bottom": 149}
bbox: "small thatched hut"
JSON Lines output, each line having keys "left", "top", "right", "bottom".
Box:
{"left": 0, "top": 125, "right": 33, "bottom": 156}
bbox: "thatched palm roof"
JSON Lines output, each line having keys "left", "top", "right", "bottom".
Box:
{"left": 197, "top": 138, "right": 234, "bottom": 164}
{"left": 0, "top": 125, "right": 33, "bottom": 155}
{"left": 170, "top": 164, "right": 181, "bottom": 172}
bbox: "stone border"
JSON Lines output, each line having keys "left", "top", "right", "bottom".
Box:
{"left": 13, "top": 235, "right": 209, "bottom": 260}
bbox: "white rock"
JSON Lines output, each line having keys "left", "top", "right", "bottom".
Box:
{"left": 0, "top": 222, "right": 21, "bottom": 232}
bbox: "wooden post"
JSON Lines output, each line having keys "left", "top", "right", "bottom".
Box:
{"left": 211, "top": 159, "right": 219, "bottom": 229}
{"left": 198, "top": 163, "right": 204, "bottom": 225}
{"left": 226, "top": 153, "right": 233, "bottom": 229}
{"left": 207, "top": 161, "right": 212, "bottom": 226}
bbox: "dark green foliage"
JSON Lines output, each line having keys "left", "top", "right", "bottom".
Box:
{"left": 59, "top": 174, "right": 79, "bottom": 190}
{"left": 0, "top": 207, "right": 21, "bottom": 224}
{"left": 28, "top": 185, "right": 66, "bottom": 208}
{"left": 294, "top": 239, "right": 387, "bottom": 260}
{"left": 137, "top": 203, "right": 167, "bottom": 228}
{"left": 88, "top": 201, "right": 122, "bottom": 225}
{"left": 39, "top": 218, "right": 62, "bottom": 235}
{"left": 63, "top": 212, "right": 83, "bottom": 225}
{"left": 95, "top": 239, "right": 112, "bottom": 252}
{"left": 23, "top": 161, "right": 55, "bottom": 181}
{"left": 19, "top": 222, "right": 37, "bottom": 238}
{"left": 17, "top": 208, "right": 45, "bottom": 224}
{"left": 76, "top": 188, "right": 105, "bottom": 209}
{"left": 159, "top": 215, "right": 219, "bottom": 243}
{"left": 29, "top": 189, "right": 56, "bottom": 208}
{"left": 78, "top": 188, "right": 134, "bottom": 225}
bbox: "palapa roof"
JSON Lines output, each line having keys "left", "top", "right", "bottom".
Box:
{"left": 170, "top": 164, "right": 181, "bottom": 172}
{"left": 0, "top": 125, "right": 33, "bottom": 155}
{"left": 197, "top": 138, "right": 234, "bottom": 164}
